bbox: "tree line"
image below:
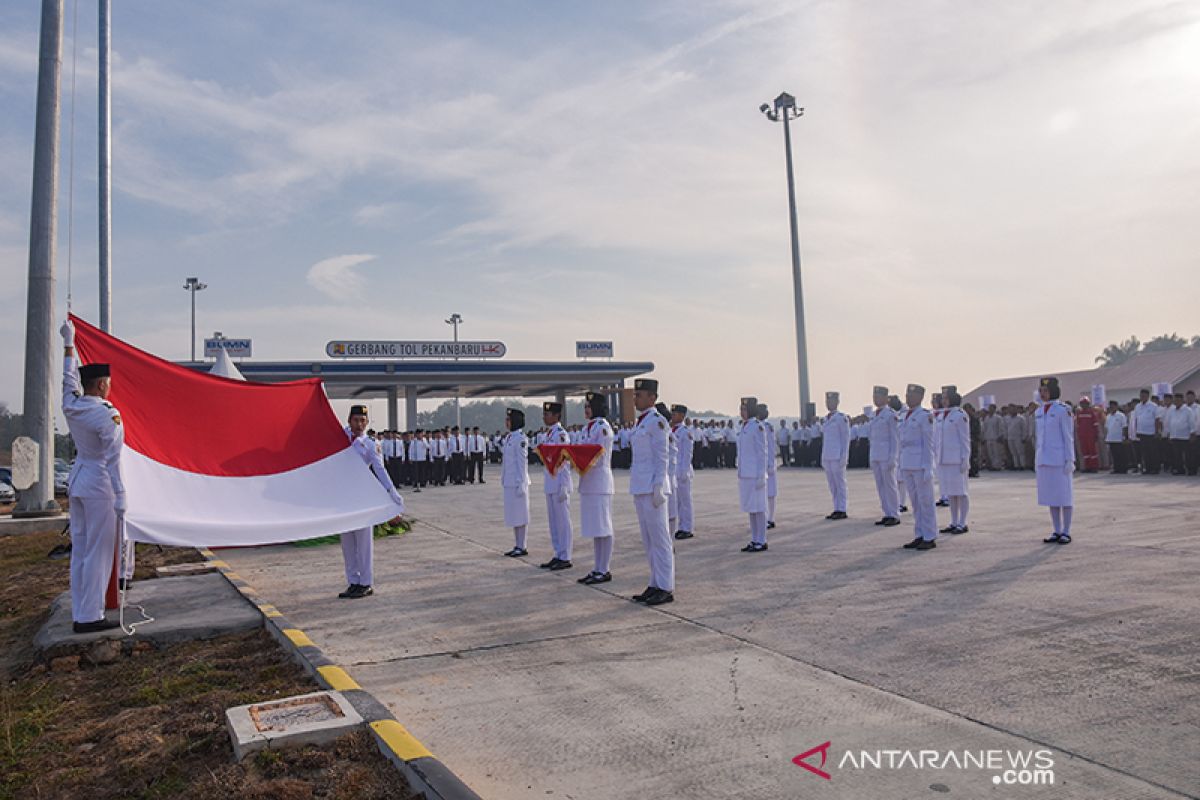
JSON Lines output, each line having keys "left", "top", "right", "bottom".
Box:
{"left": 1095, "top": 334, "right": 1200, "bottom": 367}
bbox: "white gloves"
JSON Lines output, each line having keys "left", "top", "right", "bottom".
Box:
{"left": 114, "top": 492, "right": 127, "bottom": 513}
{"left": 557, "top": 484, "right": 570, "bottom": 504}
{"left": 389, "top": 491, "right": 405, "bottom": 512}
{"left": 651, "top": 484, "right": 667, "bottom": 508}
{"left": 516, "top": 483, "right": 526, "bottom": 497}
{"left": 60, "top": 320, "right": 75, "bottom": 347}
{"left": 755, "top": 476, "right": 766, "bottom": 490}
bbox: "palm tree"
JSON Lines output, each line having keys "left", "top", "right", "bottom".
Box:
{"left": 1142, "top": 333, "right": 1190, "bottom": 353}
{"left": 1095, "top": 336, "right": 1140, "bottom": 366}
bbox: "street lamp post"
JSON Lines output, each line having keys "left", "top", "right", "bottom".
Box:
{"left": 446, "top": 313, "right": 462, "bottom": 430}
{"left": 760, "top": 92, "right": 811, "bottom": 419}
{"left": 183, "top": 277, "right": 207, "bottom": 361}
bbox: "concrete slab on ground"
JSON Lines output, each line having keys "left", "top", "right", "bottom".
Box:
{"left": 226, "top": 690, "right": 363, "bottom": 761}
{"left": 0, "top": 513, "right": 68, "bottom": 537}
{"left": 221, "top": 467, "right": 1200, "bottom": 799}
{"left": 35, "top": 572, "right": 262, "bottom": 654}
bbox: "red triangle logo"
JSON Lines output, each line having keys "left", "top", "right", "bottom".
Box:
{"left": 793, "top": 741, "right": 832, "bottom": 780}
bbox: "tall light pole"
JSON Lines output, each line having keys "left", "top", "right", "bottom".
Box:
{"left": 183, "top": 277, "right": 207, "bottom": 361}
{"left": 445, "top": 313, "right": 462, "bottom": 430}
{"left": 760, "top": 92, "right": 811, "bottom": 419}
{"left": 15, "top": 0, "right": 64, "bottom": 517}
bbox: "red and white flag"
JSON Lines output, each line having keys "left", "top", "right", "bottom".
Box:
{"left": 71, "top": 314, "right": 402, "bottom": 547}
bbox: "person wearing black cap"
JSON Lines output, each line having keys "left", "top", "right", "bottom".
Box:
{"left": 755, "top": 404, "right": 780, "bottom": 530}
{"left": 889, "top": 395, "right": 909, "bottom": 513}
{"left": 669, "top": 405, "right": 695, "bottom": 539}
{"left": 338, "top": 404, "right": 406, "bottom": 598}
{"left": 500, "top": 409, "right": 531, "bottom": 556}
{"left": 736, "top": 396, "right": 769, "bottom": 551}
{"left": 1035, "top": 377, "right": 1076, "bottom": 544}
{"left": 629, "top": 378, "right": 674, "bottom": 604}
{"left": 58, "top": 320, "right": 126, "bottom": 632}
{"left": 937, "top": 389, "right": 972, "bottom": 534}
{"left": 899, "top": 384, "right": 938, "bottom": 551}
{"left": 539, "top": 401, "right": 574, "bottom": 570}
{"left": 821, "top": 391, "right": 851, "bottom": 519}
{"left": 578, "top": 392, "right": 616, "bottom": 584}
{"left": 869, "top": 386, "right": 901, "bottom": 527}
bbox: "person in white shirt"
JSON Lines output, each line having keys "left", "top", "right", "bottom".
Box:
{"left": 629, "top": 379, "right": 674, "bottom": 605}
{"left": 1036, "top": 377, "right": 1076, "bottom": 544}
{"left": 1130, "top": 389, "right": 1162, "bottom": 474}
{"left": 339, "top": 405, "right": 406, "bottom": 599}
{"left": 671, "top": 405, "right": 696, "bottom": 539}
{"left": 868, "top": 386, "right": 901, "bottom": 527}
{"left": 538, "top": 402, "right": 574, "bottom": 571}
{"left": 59, "top": 320, "right": 125, "bottom": 632}
{"left": 500, "top": 409, "right": 531, "bottom": 557}
{"left": 467, "top": 426, "right": 487, "bottom": 484}
{"left": 775, "top": 418, "right": 791, "bottom": 467}
{"left": 757, "top": 404, "right": 780, "bottom": 529}
{"left": 577, "top": 392, "right": 616, "bottom": 584}
{"left": 1104, "top": 400, "right": 1130, "bottom": 474}
{"left": 899, "top": 384, "right": 938, "bottom": 551}
{"left": 736, "top": 396, "right": 770, "bottom": 551}
{"left": 937, "top": 390, "right": 972, "bottom": 534}
{"left": 821, "top": 392, "right": 851, "bottom": 519}
{"left": 1163, "top": 393, "right": 1195, "bottom": 475}
{"left": 410, "top": 430, "right": 429, "bottom": 490}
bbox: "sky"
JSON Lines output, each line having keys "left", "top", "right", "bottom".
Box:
{"left": 2, "top": 0, "right": 1199, "bottom": 421}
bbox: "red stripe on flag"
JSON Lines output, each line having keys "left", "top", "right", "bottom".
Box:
{"left": 71, "top": 314, "right": 347, "bottom": 477}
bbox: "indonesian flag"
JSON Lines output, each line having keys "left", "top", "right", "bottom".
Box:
{"left": 71, "top": 314, "right": 403, "bottom": 547}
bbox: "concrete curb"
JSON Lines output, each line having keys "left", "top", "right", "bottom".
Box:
{"left": 199, "top": 548, "right": 483, "bottom": 800}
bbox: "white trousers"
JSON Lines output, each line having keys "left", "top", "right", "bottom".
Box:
{"left": 749, "top": 511, "right": 768, "bottom": 544}
{"left": 634, "top": 493, "right": 674, "bottom": 591}
{"left": 546, "top": 493, "right": 574, "bottom": 561}
{"left": 69, "top": 496, "right": 118, "bottom": 623}
{"left": 823, "top": 459, "right": 848, "bottom": 512}
{"left": 593, "top": 536, "right": 613, "bottom": 574}
{"left": 340, "top": 527, "right": 374, "bottom": 586}
{"left": 675, "top": 478, "right": 694, "bottom": 532}
{"left": 902, "top": 469, "right": 937, "bottom": 541}
{"left": 871, "top": 460, "right": 899, "bottom": 518}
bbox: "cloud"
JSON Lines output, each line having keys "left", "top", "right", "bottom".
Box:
{"left": 305, "top": 254, "right": 377, "bottom": 301}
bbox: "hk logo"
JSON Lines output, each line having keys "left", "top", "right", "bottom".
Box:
{"left": 793, "top": 741, "right": 832, "bottom": 780}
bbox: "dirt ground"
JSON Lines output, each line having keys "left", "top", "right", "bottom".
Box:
{"left": 0, "top": 530, "right": 417, "bottom": 800}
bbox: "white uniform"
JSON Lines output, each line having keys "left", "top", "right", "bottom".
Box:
{"left": 736, "top": 418, "right": 768, "bottom": 514}
{"left": 899, "top": 407, "right": 937, "bottom": 541}
{"left": 341, "top": 426, "right": 405, "bottom": 587}
{"left": 672, "top": 422, "right": 695, "bottom": 534}
{"left": 763, "top": 420, "right": 779, "bottom": 523}
{"left": 62, "top": 355, "right": 126, "bottom": 624}
{"left": 500, "top": 430, "right": 530, "bottom": 528}
{"left": 630, "top": 408, "right": 673, "bottom": 591}
{"left": 665, "top": 417, "right": 680, "bottom": 524}
{"left": 578, "top": 418, "right": 615, "bottom": 538}
{"left": 542, "top": 422, "right": 574, "bottom": 561}
{"left": 936, "top": 407, "right": 971, "bottom": 497}
{"left": 1035, "top": 401, "right": 1074, "bottom": 507}
{"left": 868, "top": 405, "right": 900, "bottom": 518}
{"left": 821, "top": 411, "right": 851, "bottom": 513}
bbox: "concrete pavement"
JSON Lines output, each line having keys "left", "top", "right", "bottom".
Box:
{"left": 220, "top": 467, "right": 1200, "bottom": 799}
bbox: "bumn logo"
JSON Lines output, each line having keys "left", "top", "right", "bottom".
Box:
{"left": 793, "top": 741, "right": 833, "bottom": 780}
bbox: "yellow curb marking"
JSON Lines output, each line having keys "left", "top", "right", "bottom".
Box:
{"left": 318, "top": 666, "right": 361, "bottom": 692}
{"left": 208, "top": 559, "right": 229, "bottom": 568}
{"left": 258, "top": 604, "right": 282, "bottom": 618}
{"left": 224, "top": 571, "right": 243, "bottom": 581}
{"left": 282, "top": 628, "right": 314, "bottom": 648}
{"left": 371, "top": 720, "right": 433, "bottom": 761}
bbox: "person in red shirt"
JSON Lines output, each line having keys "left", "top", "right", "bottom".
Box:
{"left": 1074, "top": 398, "right": 1102, "bottom": 473}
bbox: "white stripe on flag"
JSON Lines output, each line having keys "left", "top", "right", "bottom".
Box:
{"left": 121, "top": 446, "right": 402, "bottom": 547}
